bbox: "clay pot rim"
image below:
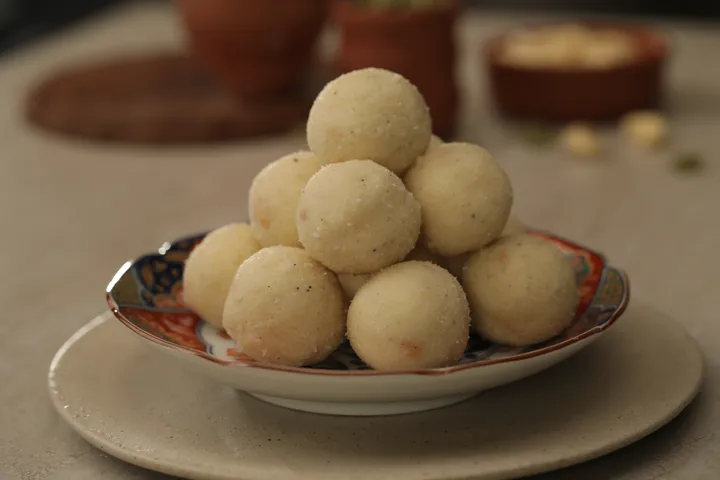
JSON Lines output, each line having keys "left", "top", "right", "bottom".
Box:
{"left": 483, "top": 20, "right": 670, "bottom": 75}
{"left": 332, "top": 0, "right": 459, "bottom": 24}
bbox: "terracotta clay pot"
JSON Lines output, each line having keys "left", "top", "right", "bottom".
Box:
{"left": 484, "top": 21, "right": 669, "bottom": 121}
{"left": 332, "top": 0, "right": 460, "bottom": 138}
{"left": 177, "top": 0, "right": 328, "bottom": 98}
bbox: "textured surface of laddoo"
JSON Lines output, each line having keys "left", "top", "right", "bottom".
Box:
{"left": 306, "top": 68, "right": 432, "bottom": 174}
{"left": 463, "top": 234, "right": 579, "bottom": 347}
{"left": 427, "top": 134, "right": 444, "bottom": 153}
{"left": 337, "top": 272, "right": 372, "bottom": 300}
{"left": 404, "top": 142, "right": 513, "bottom": 256}
{"left": 348, "top": 261, "right": 470, "bottom": 370}
{"left": 183, "top": 223, "right": 261, "bottom": 329}
{"left": 338, "top": 244, "right": 442, "bottom": 300}
{"left": 441, "top": 216, "right": 525, "bottom": 278}
{"left": 248, "top": 151, "right": 323, "bottom": 247}
{"left": 297, "top": 160, "right": 422, "bottom": 273}
{"left": 222, "top": 246, "right": 346, "bottom": 367}
{"left": 404, "top": 243, "right": 442, "bottom": 265}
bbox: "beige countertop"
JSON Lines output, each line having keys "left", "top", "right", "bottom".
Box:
{"left": 1, "top": 3, "right": 718, "bottom": 479}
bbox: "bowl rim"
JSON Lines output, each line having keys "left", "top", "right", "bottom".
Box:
{"left": 106, "top": 230, "right": 631, "bottom": 377}
{"left": 332, "top": 0, "right": 460, "bottom": 24}
{"left": 482, "top": 19, "right": 670, "bottom": 73}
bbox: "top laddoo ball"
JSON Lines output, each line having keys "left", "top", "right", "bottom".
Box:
{"left": 337, "top": 272, "right": 372, "bottom": 301}
{"left": 404, "top": 142, "right": 514, "bottom": 256}
{"left": 307, "top": 68, "right": 432, "bottom": 174}
{"left": 297, "top": 160, "right": 421, "bottom": 274}
{"left": 249, "top": 151, "right": 323, "bottom": 247}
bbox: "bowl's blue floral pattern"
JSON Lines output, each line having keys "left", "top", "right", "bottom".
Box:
{"left": 107, "top": 230, "right": 629, "bottom": 373}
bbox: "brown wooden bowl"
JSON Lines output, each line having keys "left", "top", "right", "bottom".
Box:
{"left": 332, "top": 0, "right": 460, "bottom": 138}
{"left": 483, "top": 21, "right": 670, "bottom": 121}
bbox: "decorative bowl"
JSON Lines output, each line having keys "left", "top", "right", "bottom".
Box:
{"left": 106, "top": 230, "right": 630, "bottom": 416}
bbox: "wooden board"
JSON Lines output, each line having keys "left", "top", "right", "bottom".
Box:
{"left": 25, "top": 53, "right": 312, "bottom": 144}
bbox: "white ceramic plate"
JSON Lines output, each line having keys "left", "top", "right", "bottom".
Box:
{"left": 48, "top": 306, "right": 702, "bottom": 480}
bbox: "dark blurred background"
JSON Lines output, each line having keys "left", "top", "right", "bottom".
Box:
{"left": 1, "top": 0, "right": 717, "bottom": 55}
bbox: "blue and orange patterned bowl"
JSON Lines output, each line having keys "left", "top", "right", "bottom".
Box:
{"left": 106, "top": 230, "right": 629, "bottom": 416}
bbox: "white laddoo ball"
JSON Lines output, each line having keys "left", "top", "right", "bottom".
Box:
{"left": 248, "top": 151, "right": 323, "bottom": 247}
{"left": 222, "top": 246, "right": 346, "bottom": 367}
{"left": 348, "top": 261, "right": 470, "bottom": 370}
{"left": 404, "top": 142, "right": 513, "bottom": 256}
{"left": 183, "top": 223, "right": 261, "bottom": 329}
{"left": 307, "top": 68, "right": 432, "bottom": 174}
{"left": 463, "top": 234, "right": 579, "bottom": 347}
{"left": 297, "top": 160, "right": 422, "bottom": 273}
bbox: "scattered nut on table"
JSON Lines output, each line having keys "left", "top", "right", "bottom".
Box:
{"left": 559, "top": 122, "right": 601, "bottom": 157}
{"left": 621, "top": 110, "right": 668, "bottom": 148}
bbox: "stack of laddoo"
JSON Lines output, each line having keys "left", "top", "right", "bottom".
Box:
{"left": 183, "top": 68, "right": 579, "bottom": 370}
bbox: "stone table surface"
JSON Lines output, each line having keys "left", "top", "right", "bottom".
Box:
{"left": 0, "top": 2, "right": 718, "bottom": 479}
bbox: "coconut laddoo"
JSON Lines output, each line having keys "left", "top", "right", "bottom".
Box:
{"left": 248, "top": 151, "right": 323, "bottom": 247}
{"left": 297, "top": 160, "right": 422, "bottom": 274}
{"left": 306, "top": 68, "right": 432, "bottom": 174}
{"left": 183, "top": 223, "right": 261, "bottom": 329}
{"left": 348, "top": 261, "right": 470, "bottom": 370}
{"left": 222, "top": 246, "right": 346, "bottom": 367}
{"left": 404, "top": 142, "right": 513, "bottom": 256}
{"left": 463, "top": 234, "right": 579, "bottom": 347}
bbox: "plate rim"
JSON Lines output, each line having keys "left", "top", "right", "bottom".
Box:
{"left": 47, "top": 309, "right": 703, "bottom": 480}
